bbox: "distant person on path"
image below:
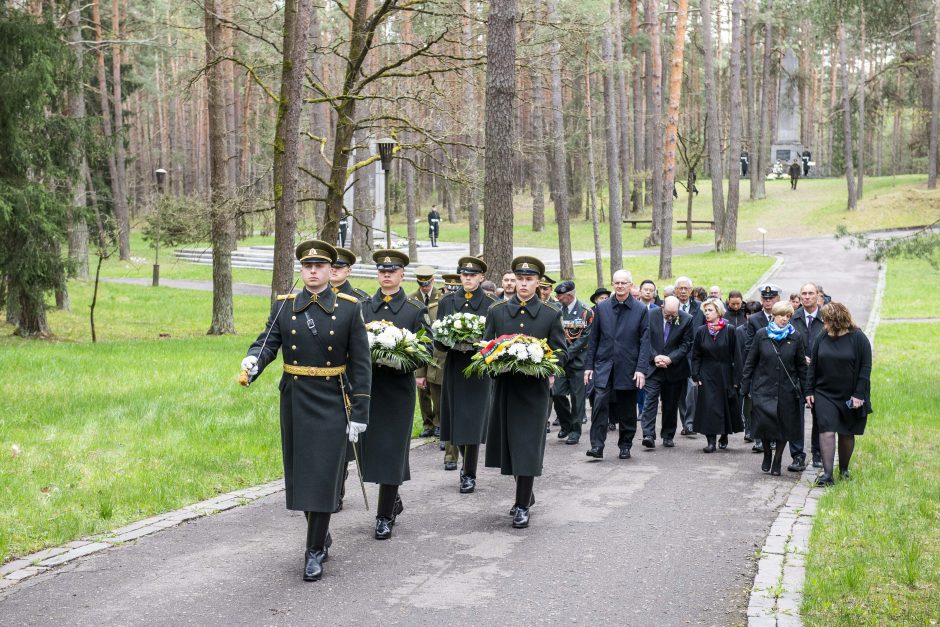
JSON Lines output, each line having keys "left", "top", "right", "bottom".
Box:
{"left": 791, "top": 282, "right": 826, "bottom": 468}
{"left": 788, "top": 160, "right": 801, "bottom": 190}
{"left": 240, "top": 240, "right": 372, "bottom": 582}
{"left": 741, "top": 301, "right": 808, "bottom": 476}
{"left": 802, "top": 149, "right": 811, "bottom": 177}
{"left": 584, "top": 270, "right": 651, "bottom": 460}
{"left": 427, "top": 207, "right": 441, "bottom": 247}
{"left": 552, "top": 281, "right": 592, "bottom": 445}
{"left": 740, "top": 150, "right": 749, "bottom": 177}
{"left": 691, "top": 298, "right": 742, "bottom": 453}
{"left": 360, "top": 250, "right": 431, "bottom": 541}
{"left": 483, "top": 256, "right": 567, "bottom": 529}
{"left": 806, "top": 303, "right": 873, "bottom": 487}
{"left": 640, "top": 296, "right": 694, "bottom": 449}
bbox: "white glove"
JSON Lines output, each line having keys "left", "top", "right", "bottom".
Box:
{"left": 346, "top": 421, "right": 367, "bottom": 443}
{"left": 241, "top": 355, "right": 259, "bottom": 376}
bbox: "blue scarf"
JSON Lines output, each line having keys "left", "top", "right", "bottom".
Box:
{"left": 766, "top": 320, "right": 795, "bottom": 341}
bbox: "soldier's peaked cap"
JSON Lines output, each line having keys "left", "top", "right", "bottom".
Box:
{"left": 332, "top": 247, "right": 357, "bottom": 266}
{"left": 457, "top": 256, "right": 486, "bottom": 274}
{"left": 414, "top": 265, "right": 436, "bottom": 279}
{"left": 511, "top": 256, "right": 545, "bottom": 276}
{"left": 442, "top": 273, "right": 462, "bottom": 286}
{"left": 296, "top": 239, "right": 338, "bottom": 264}
{"left": 373, "top": 249, "right": 410, "bottom": 269}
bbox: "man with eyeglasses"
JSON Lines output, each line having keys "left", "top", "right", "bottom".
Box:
{"left": 674, "top": 276, "right": 703, "bottom": 436}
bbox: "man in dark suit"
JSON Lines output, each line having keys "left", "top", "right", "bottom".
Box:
{"left": 584, "top": 270, "right": 651, "bottom": 460}
{"left": 674, "top": 276, "right": 703, "bottom": 435}
{"left": 790, "top": 282, "right": 826, "bottom": 469}
{"left": 640, "top": 297, "right": 694, "bottom": 448}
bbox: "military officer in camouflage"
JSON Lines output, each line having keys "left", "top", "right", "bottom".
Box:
{"left": 330, "top": 247, "right": 370, "bottom": 300}
{"left": 359, "top": 249, "right": 431, "bottom": 540}
{"left": 240, "top": 239, "right": 371, "bottom": 582}
{"left": 483, "top": 256, "right": 567, "bottom": 529}
{"left": 415, "top": 296, "right": 446, "bottom": 456}
{"left": 436, "top": 256, "right": 499, "bottom": 494}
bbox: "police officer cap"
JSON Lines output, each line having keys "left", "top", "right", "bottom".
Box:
{"left": 457, "top": 256, "right": 487, "bottom": 274}
{"left": 296, "top": 239, "right": 338, "bottom": 264}
{"left": 332, "top": 247, "right": 357, "bottom": 267}
{"left": 511, "top": 256, "right": 545, "bottom": 276}
{"left": 554, "top": 280, "right": 576, "bottom": 295}
{"left": 759, "top": 284, "right": 781, "bottom": 298}
{"left": 442, "top": 273, "right": 462, "bottom": 286}
{"left": 590, "top": 287, "right": 612, "bottom": 304}
{"left": 373, "top": 249, "right": 409, "bottom": 270}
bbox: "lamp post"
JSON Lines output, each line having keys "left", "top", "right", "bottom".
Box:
{"left": 757, "top": 227, "right": 767, "bottom": 257}
{"left": 153, "top": 168, "right": 167, "bottom": 286}
{"left": 376, "top": 137, "right": 397, "bottom": 249}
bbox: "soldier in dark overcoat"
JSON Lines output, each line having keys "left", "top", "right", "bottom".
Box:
{"left": 359, "top": 249, "right": 431, "bottom": 540}
{"left": 436, "top": 256, "right": 498, "bottom": 494}
{"left": 241, "top": 240, "right": 371, "bottom": 582}
{"left": 330, "top": 247, "right": 370, "bottom": 300}
{"left": 483, "top": 256, "right": 566, "bottom": 529}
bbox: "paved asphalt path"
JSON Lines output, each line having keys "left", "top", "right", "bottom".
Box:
{"left": 3, "top": 235, "right": 880, "bottom": 626}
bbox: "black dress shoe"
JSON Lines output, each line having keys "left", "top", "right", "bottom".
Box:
{"left": 565, "top": 433, "right": 580, "bottom": 445}
{"left": 703, "top": 443, "right": 716, "bottom": 453}
{"left": 580, "top": 417, "right": 587, "bottom": 424}
{"left": 662, "top": 438, "right": 675, "bottom": 448}
{"left": 546, "top": 424, "right": 551, "bottom": 433}
{"left": 762, "top": 451, "right": 772, "bottom": 473}
{"left": 419, "top": 427, "right": 434, "bottom": 438}
{"left": 552, "top": 418, "right": 560, "bottom": 426}
{"left": 680, "top": 428, "right": 689, "bottom": 435}
{"left": 608, "top": 423, "right": 618, "bottom": 431}
{"left": 512, "top": 507, "right": 530, "bottom": 528}
{"left": 374, "top": 517, "right": 393, "bottom": 539}
{"left": 642, "top": 436, "right": 655, "bottom": 449}
{"left": 718, "top": 434, "right": 728, "bottom": 449}
{"left": 303, "top": 549, "right": 327, "bottom": 581}
{"left": 838, "top": 468, "right": 851, "bottom": 481}
{"left": 586, "top": 447, "right": 604, "bottom": 459}
{"left": 509, "top": 493, "right": 536, "bottom": 516}
{"left": 459, "top": 475, "right": 476, "bottom": 494}
{"left": 813, "top": 474, "right": 835, "bottom": 487}
{"left": 619, "top": 448, "right": 631, "bottom": 459}
{"left": 743, "top": 433, "right": 754, "bottom": 443}
{"left": 444, "top": 460, "right": 458, "bottom": 471}
{"left": 557, "top": 429, "right": 570, "bottom": 439}
{"left": 434, "top": 426, "right": 441, "bottom": 438}
{"left": 752, "top": 442, "right": 764, "bottom": 453}
{"left": 439, "top": 441, "right": 446, "bottom": 451}
{"left": 788, "top": 454, "right": 807, "bottom": 472}
{"left": 812, "top": 451, "right": 823, "bottom": 468}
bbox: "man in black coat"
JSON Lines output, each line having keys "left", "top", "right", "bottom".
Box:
{"left": 330, "top": 247, "right": 370, "bottom": 301}
{"left": 436, "top": 256, "right": 498, "bottom": 494}
{"left": 640, "top": 297, "right": 694, "bottom": 448}
{"left": 674, "top": 276, "right": 703, "bottom": 435}
{"left": 791, "top": 282, "right": 826, "bottom": 469}
{"left": 427, "top": 207, "right": 441, "bottom": 247}
{"left": 584, "top": 270, "right": 652, "bottom": 459}
{"left": 360, "top": 249, "right": 431, "bottom": 541}
{"left": 552, "top": 280, "right": 592, "bottom": 445}
{"left": 241, "top": 240, "right": 371, "bottom": 582}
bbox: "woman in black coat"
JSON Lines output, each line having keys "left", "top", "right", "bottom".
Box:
{"left": 806, "top": 302, "right": 873, "bottom": 486}
{"left": 741, "top": 302, "right": 808, "bottom": 475}
{"left": 691, "top": 298, "right": 742, "bottom": 452}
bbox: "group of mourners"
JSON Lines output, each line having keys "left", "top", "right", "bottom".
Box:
{"left": 239, "top": 239, "right": 873, "bottom": 582}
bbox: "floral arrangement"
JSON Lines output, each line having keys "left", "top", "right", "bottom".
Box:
{"left": 463, "top": 334, "right": 563, "bottom": 378}
{"left": 431, "top": 312, "right": 487, "bottom": 351}
{"left": 365, "top": 320, "right": 433, "bottom": 371}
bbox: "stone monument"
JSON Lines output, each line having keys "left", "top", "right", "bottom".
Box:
{"left": 771, "top": 48, "right": 804, "bottom": 168}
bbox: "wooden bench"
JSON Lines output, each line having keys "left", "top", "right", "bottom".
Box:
{"left": 623, "top": 219, "right": 653, "bottom": 228}
{"left": 675, "top": 219, "right": 715, "bottom": 229}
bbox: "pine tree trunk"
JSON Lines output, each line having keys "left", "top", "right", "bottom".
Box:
{"left": 659, "top": 0, "right": 689, "bottom": 280}
{"left": 839, "top": 20, "right": 858, "bottom": 211}
{"left": 928, "top": 0, "right": 940, "bottom": 188}
{"left": 546, "top": 0, "right": 573, "bottom": 278}
{"left": 67, "top": 0, "right": 89, "bottom": 280}
{"left": 482, "top": 0, "right": 516, "bottom": 280}
{"left": 405, "top": 142, "right": 419, "bottom": 260}
{"left": 724, "top": 0, "right": 743, "bottom": 253}
{"left": 110, "top": 0, "right": 130, "bottom": 257}
{"left": 584, "top": 49, "right": 604, "bottom": 288}
{"left": 700, "top": 0, "right": 726, "bottom": 251}
{"left": 753, "top": 0, "right": 773, "bottom": 200}
{"left": 613, "top": 0, "right": 632, "bottom": 222}
{"left": 745, "top": 1, "right": 756, "bottom": 195}
{"left": 462, "top": 0, "right": 482, "bottom": 256}
{"left": 828, "top": 42, "right": 838, "bottom": 177}
{"left": 631, "top": 0, "right": 644, "bottom": 212}
{"left": 531, "top": 59, "right": 547, "bottom": 232}
{"left": 14, "top": 285, "right": 50, "bottom": 338}
{"left": 857, "top": 7, "right": 865, "bottom": 199}
{"left": 645, "top": 0, "right": 664, "bottom": 247}
{"left": 602, "top": 23, "right": 623, "bottom": 274}
{"left": 272, "top": 0, "right": 312, "bottom": 298}
{"left": 352, "top": 130, "right": 375, "bottom": 258}
{"left": 205, "top": 0, "right": 236, "bottom": 334}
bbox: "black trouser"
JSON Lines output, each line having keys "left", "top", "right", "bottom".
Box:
{"left": 305, "top": 512, "right": 331, "bottom": 551}
{"left": 590, "top": 386, "right": 638, "bottom": 450}
{"left": 789, "top": 404, "right": 820, "bottom": 459}
{"left": 552, "top": 367, "right": 586, "bottom": 435}
{"left": 461, "top": 444, "right": 479, "bottom": 478}
{"left": 376, "top": 484, "right": 399, "bottom": 520}
{"left": 515, "top": 476, "right": 534, "bottom": 508}
{"left": 641, "top": 376, "right": 685, "bottom": 440}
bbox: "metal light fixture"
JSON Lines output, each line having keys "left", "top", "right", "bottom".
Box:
{"left": 757, "top": 227, "right": 768, "bottom": 257}
{"left": 153, "top": 168, "right": 168, "bottom": 286}
{"left": 375, "top": 138, "right": 397, "bottom": 248}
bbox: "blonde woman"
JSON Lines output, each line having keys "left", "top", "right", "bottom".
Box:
{"left": 690, "top": 298, "right": 742, "bottom": 452}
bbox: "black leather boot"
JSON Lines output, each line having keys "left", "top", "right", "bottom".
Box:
{"left": 303, "top": 513, "right": 332, "bottom": 581}
{"left": 703, "top": 435, "right": 717, "bottom": 453}
{"left": 761, "top": 441, "right": 772, "bottom": 473}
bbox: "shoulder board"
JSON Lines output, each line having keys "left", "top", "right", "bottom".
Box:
{"left": 337, "top": 293, "right": 359, "bottom": 304}
{"left": 489, "top": 299, "right": 508, "bottom": 309}
{"left": 484, "top": 293, "right": 498, "bottom": 302}
{"left": 406, "top": 297, "right": 425, "bottom": 309}
{"left": 353, "top": 288, "right": 370, "bottom": 298}
{"left": 276, "top": 293, "right": 297, "bottom": 301}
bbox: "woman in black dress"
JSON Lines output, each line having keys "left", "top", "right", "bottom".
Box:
{"left": 691, "top": 298, "right": 742, "bottom": 452}
{"left": 741, "top": 302, "right": 808, "bottom": 475}
{"left": 806, "top": 302, "right": 872, "bottom": 486}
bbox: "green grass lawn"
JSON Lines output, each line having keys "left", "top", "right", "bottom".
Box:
{"left": 878, "top": 257, "right": 940, "bottom": 320}
{"left": 801, "top": 293, "right": 940, "bottom": 622}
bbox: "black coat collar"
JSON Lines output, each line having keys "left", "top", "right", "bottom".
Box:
{"left": 293, "top": 286, "right": 337, "bottom": 314}
{"left": 371, "top": 287, "right": 407, "bottom": 314}
{"left": 507, "top": 294, "right": 540, "bottom": 319}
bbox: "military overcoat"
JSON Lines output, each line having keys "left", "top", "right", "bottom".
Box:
{"left": 247, "top": 287, "right": 371, "bottom": 512}
{"left": 436, "top": 287, "right": 498, "bottom": 446}
{"left": 359, "top": 288, "right": 431, "bottom": 485}
{"left": 483, "top": 296, "right": 566, "bottom": 476}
